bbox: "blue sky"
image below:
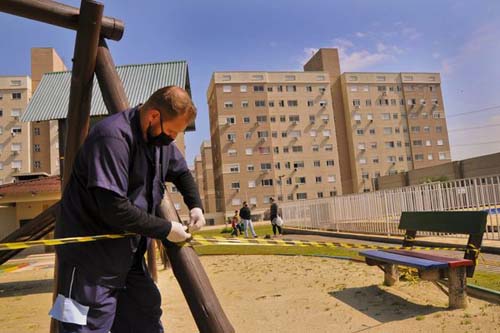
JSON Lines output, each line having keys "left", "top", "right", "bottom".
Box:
{"left": 1, "top": 0, "right": 499, "bottom": 164}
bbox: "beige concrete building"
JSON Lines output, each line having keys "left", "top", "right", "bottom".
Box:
{"left": 305, "top": 49, "right": 451, "bottom": 193}
{"left": 340, "top": 72, "right": 450, "bottom": 192}
{"left": 30, "top": 48, "right": 67, "bottom": 176}
{"left": 207, "top": 71, "right": 342, "bottom": 218}
{"left": 0, "top": 76, "right": 32, "bottom": 184}
{"left": 205, "top": 48, "right": 452, "bottom": 217}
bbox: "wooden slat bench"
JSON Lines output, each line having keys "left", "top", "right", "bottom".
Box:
{"left": 360, "top": 211, "right": 488, "bottom": 309}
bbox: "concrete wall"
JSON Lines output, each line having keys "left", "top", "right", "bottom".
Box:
{"left": 0, "top": 206, "right": 17, "bottom": 238}
{"left": 378, "top": 152, "right": 500, "bottom": 189}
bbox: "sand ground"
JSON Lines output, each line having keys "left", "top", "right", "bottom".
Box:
{"left": 0, "top": 254, "right": 499, "bottom": 332}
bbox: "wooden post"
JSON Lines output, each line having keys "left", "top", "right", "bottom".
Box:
{"left": 147, "top": 241, "right": 159, "bottom": 282}
{"left": 51, "top": 2, "right": 103, "bottom": 332}
{"left": 448, "top": 266, "right": 467, "bottom": 309}
{"left": 95, "top": 38, "right": 129, "bottom": 114}
{"left": 383, "top": 264, "right": 399, "bottom": 286}
{"left": 0, "top": 0, "right": 123, "bottom": 41}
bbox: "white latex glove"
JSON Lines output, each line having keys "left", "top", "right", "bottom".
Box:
{"left": 188, "top": 207, "right": 206, "bottom": 232}
{"left": 166, "top": 221, "right": 191, "bottom": 243}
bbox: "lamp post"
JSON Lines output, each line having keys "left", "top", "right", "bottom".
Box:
{"left": 278, "top": 174, "right": 285, "bottom": 202}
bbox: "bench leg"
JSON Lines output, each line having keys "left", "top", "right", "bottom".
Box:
{"left": 448, "top": 266, "right": 467, "bottom": 309}
{"left": 383, "top": 264, "right": 399, "bottom": 286}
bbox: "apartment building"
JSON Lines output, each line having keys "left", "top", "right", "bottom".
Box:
{"left": 204, "top": 48, "right": 452, "bottom": 217}
{"left": 207, "top": 71, "right": 342, "bottom": 218}
{"left": 30, "top": 48, "right": 67, "bottom": 176}
{"left": 341, "top": 72, "right": 451, "bottom": 192}
{"left": 0, "top": 76, "right": 32, "bottom": 184}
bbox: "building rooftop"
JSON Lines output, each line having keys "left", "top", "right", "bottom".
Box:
{"left": 22, "top": 61, "right": 190, "bottom": 122}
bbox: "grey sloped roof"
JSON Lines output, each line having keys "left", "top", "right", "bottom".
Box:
{"left": 22, "top": 61, "right": 189, "bottom": 122}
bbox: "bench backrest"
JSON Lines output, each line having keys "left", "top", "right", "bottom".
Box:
{"left": 399, "top": 211, "right": 487, "bottom": 234}
{"left": 399, "top": 211, "right": 488, "bottom": 277}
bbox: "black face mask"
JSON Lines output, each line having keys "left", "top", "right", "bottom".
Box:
{"left": 147, "top": 114, "right": 175, "bottom": 146}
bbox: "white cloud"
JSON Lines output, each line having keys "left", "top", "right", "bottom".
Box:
{"left": 355, "top": 32, "right": 366, "bottom": 38}
{"left": 402, "top": 27, "right": 421, "bottom": 40}
{"left": 432, "top": 52, "right": 440, "bottom": 59}
{"left": 301, "top": 37, "right": 404, "bottom": 71}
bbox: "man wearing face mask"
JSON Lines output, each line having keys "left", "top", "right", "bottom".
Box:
{"left": 50, "top": 86, "right": 205, "bottom": 332}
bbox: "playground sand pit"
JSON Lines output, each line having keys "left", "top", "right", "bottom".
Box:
{"left": 0, "top": 255, "right": 499, "bottom": 332}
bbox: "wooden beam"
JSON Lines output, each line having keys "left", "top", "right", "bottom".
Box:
{"left": 0, "top": 0, "right": 124, "bottom": 41}
{"left": 61, "top": 0, "right": 103, "bottom": 189}
{"left": 95, "top": 38, "right": 129, "bottom": 114}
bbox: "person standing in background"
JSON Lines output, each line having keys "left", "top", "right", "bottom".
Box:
{"left": 239, "top": 201, "right": 257, "bottom": 238}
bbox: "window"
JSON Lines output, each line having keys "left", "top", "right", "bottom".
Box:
{"left": 372, "top": 156, "right": 379, "bottom": 164}
{"left": 359, "top": 158, "right": 367, "bottom": 164}
{"left": 34, "top": 127, "right": 41, "bottom": 136}
{"left": 12, "top": 92, "right": 21, "bottom": 100}
{"left": 350, "top": 85, "right": 358, "bottom": 92}
{"left": 227, "top": 133, "right": 236, "bottom": 141}
{"left": 255, "top": 100, "right": 265, "bottom": 107}
{"left": 296, "top": 193, "right": 308, "bottom": 200}
{"left": 365, "top": 99, "right": 372, "bottom": 106}
{"left": 283, "top": 147, "right": 289, "bottom": 153}
{"left": 286, "top": 85, "right": 297, "bottom": 92}
{"left": 377, "top": 85, "right": 387, "bottom": 92}
{"left": 247, "top": 164, "right": 255, "bottom": 172}
{"left": 322, "top": 130, "right": 331, "bottom": 137}
{"left": 11, "top": 160, "right": 22, "bottom": 170}
{"left": 289, "top": 115, "right": 300, "bottom": 122}
{"left": 243, "top": 117, "right": 250, "bottom": 124}
{"left": 228, "top": 149, "right": 237, "bottom": 157}
{"left": 433, "top": 112, "right": 442, "bottom": 119}
{"left": 232, "top": 199, "right": 242, "bottom": 206}
{"left": 267, "top": 87, "right": 273, "bottom": 92}
{"left": 281, "top": 131, "right": 288, "bottom": 138}
{"left": 317, "top": 192, "right": 324, "bottom": 198}
{"left": 307, "top": 100, "right": 314, "bottom": 107}
{"left": 229, "top": 164, "right": 240, "bottom": 173}
{"left": 439, "top": 152, "right": 447, "bottom": 160}
{"left": 287, "top": 100, "right": 298, "bottom": 107}
{"left": 224, "top": 101, "right": 233, "bottom": 108}
{"left": 381, "top": 113, "right": 390, "bottom": 120}
{"left": 369, "top": 129, "right": 376, "bottom": 135}
{"left": 241, "top": 101, "right": 249, "bottom": 108}
{"left": 423, "top": 126, "right": 430, "bottom": 133}
{"left": 231, "top": 182, "right": 240, "bottom": 189}
{"left": 315, "top": 176, "right": 322, "bottom": 183}
{"left": 244, "top": 132, "right": 252, "bottom": 140}
{"left": 306, "top": 85, "right": 312, "bottom": 92}
{"left": 318, "top": 86, "right": 326, "bottom": 94}
{"left": 356, "top": 129, "right": 364, "bottom": 136}
{"left": 425, "top": 140, "right": 432, "bottom": 146}
{"left": 248, "top": 180, "right": 256, "bottom": 188}
{"left": 437, "top": 139, "right": 444, "bottom": 146}
{"left": 245, "top": 148, "right": 253, "bottom": 155}
{"left": 268, "top": 101, "right": 275, "bottom": 107}
{"left": 270, "top": 116, "right": 276, "bottom": 123}
{"left": 261, "top": 179, "right": 274, "bottom": 186}
{"left": 387, "top": 156, "right": 397, "bottom": 163}
{"left": 279, "top": 100, "right": 285, "bottom": 107}
{"left": 428, "top": 154, "right": 433, "bottom": 161}
{"left": 260, "top": 163, "right": 272, "bottom": 170}
{"left": 289, "top": 130, "right": 301, "bottom": 138}
{"left": 352, "top": 99, "right": 361, "bottom": 107}
{"left": 240, "top": 85, "right": 247, "bottom": 92}
{"left": 222, "top": 75, "right": 231, "bottom": 81}
{"left": 312, "top": 145, "right": 319, "bottom": 152}
{"left": 257, "top": 131, "right": 268, "bottom": 138}
{"left": 253, "top": 85, "right": 264, "bottom": 92}
{"left": 256, "top": 115, "right": 267, "bottom": 123}
{"left": 280, "top": 115, "right": 286, "bottom": 122}
{"left": 272, "top": 131, "right": 278, "bottom": 138}
{"left": 292, "top": 146, "right": 303, "bottom": 153}
{"left": 293, "top": 161, "right": 304, "bottom": 169}
{"left": 258, "top": 147, "right": 271, "bottom": 154}
{"left": 436, "top": 126, "right": 443, "bottom": 133}
{"left": 11, "top": 126, "right": 22, "bottom": 135}
{"left": 223, "top": 85, "right": 231, "bottom": 93}
{"left": 415, "top": 154, "right": 424, "bottom": 161}
{"left": 324, "top": 144, "right": 333, "bottom": 152}
{"left": 383, "top": 127, "right": 393, "bottom": 135}
{"left": 370, "top": 142, "right": 377, "bottom": 149}
{"left": 34, "top": 144, "right": 41, "bottom": 152}
{"left": 326, "top": 160, "right": 335, "bottom": 167}
{"left": 411, "top": 126, "right": 420, "bottom": 133}
{"left": 385, "top": 141, "right": 395, "bottom": 148}
{"left": 313, "top": 160, "right": 321, "bottom": 167}
{"left": 295, "top": 176, "right": 306, "bottom": 184}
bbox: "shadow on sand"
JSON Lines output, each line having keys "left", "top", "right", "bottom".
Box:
{"left": 0, "top": 278, "right": 53, "bottom": 298}
{"left": 330, "top": 284, "right": 445, "bottom": 323}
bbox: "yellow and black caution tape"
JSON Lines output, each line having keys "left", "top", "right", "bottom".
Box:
{"left": 0, "top": 233, "right": 480, "bottom": 253}
{"left": 190, "top": 236, "right": 464, "bottom": 251}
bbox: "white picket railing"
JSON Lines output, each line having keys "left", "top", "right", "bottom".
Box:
{"left": 281, "top": 175, "right": 500, "bottom": 240}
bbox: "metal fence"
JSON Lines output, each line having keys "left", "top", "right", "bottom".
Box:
{"left": 281, "top": 174, "right": 500, "bottom": 240}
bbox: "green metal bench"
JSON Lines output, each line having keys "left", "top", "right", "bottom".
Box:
{"left": 360, "top": 211, "right": 488, "bottom": 309}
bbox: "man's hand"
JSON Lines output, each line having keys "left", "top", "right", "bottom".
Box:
{"left": 188, "top": 207, "right": 205, "bottom": 232}
{"left": 166, "top": 221, "right": 191, "bottom": 243}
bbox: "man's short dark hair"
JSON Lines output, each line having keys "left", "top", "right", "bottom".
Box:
{"left": 243, "top": 201, "right": 247, "bottom": 206}
{"left": 270, "top": 197, "right": 274, "bottom": 202}
{"left": 142, "top": 86, "right": 196, "bottom": 123}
